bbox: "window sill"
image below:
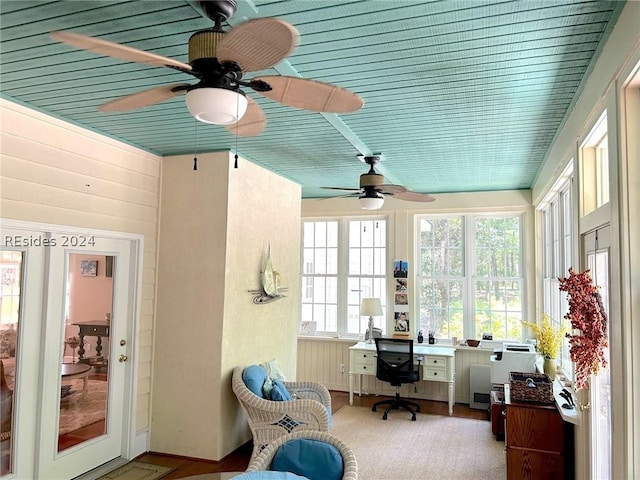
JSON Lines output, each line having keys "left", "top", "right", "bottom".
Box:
{"left": 553, "top": 378, "right": 579, "bottom": 425}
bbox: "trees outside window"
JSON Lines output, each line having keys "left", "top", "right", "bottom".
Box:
{"left": 417, "top": 213, "right": 524, "bottom": 340}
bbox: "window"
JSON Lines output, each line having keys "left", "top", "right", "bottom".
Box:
{"left": 1, "top": 250, "right": 23, "bottom": 325}
{"left": 580, "top": 111, "right": 609, "bottom": 216}
{"left": 301, "top": 218, "right": 387, "bottom": 336}
{"left": 538, "top": 163, "right": 574, "bottom": 376}
{"left": 417, "top": 213, "right": 524, "bottom": 340}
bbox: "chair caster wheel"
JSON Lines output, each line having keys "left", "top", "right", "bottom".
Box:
{"left": 372, "top": 406, "right": 376, "bottom": 412}
{"left": 411, "top": 414, "right": 416, "bottom": 421}
{"left": 382, "top": 414, "right": 388, "bottom": 420}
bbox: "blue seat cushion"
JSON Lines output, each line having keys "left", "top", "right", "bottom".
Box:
{"left": 271, "top": 438, "right": 344, "bottom": 480}
{"left": 243, "top": 365, "right": 268, "bottom": 398}
{"left": 270, "top": 379, "right": 292, "bottom": 401}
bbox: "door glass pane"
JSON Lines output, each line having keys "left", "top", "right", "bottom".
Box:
{"left": 1, "top": 250, "right": 22, "bottom": 476}
{"left": 588, "top": 251, "right": 611, "bottom": 479}
{"left": 58, "top": 254, "right": 114, "bottom": 452}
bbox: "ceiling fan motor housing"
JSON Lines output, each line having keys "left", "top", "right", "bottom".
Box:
{"left": 189, "top": 29, "right": 225, "bottom": 63}
{"left": 360, "top": 172, "right": 384, "bottom": 188}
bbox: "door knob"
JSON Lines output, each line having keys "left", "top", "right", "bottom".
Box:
{"left": 119, "top": 354, "right": 128, "bottom": 363}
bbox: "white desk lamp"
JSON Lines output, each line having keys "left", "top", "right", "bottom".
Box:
{"left": 360, "top": 298, "right": 383, "bottom": 343}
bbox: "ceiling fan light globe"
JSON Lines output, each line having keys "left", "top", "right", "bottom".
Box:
{"left": 185, "top": 88, "right": 247, "bottom": 125}
{"left": 359, "top": 195, "right": 384, "bottom": 210}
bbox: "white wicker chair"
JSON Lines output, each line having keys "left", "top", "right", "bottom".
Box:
{"left": 232, "top": 366, "right": 332, "bottom": 461}
{"left": 246, "top": 430, "right": 358, "bottom": 480}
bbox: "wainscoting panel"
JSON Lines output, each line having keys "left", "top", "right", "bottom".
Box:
{"left": 297, "top": 338, "right": 495, "bottom": 406}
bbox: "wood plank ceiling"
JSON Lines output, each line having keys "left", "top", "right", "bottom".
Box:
{"left": 0, "top": 0, "right": 625, "bottom": 198}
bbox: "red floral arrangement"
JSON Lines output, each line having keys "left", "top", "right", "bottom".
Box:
{"left": 559, "top": 267, "right": 608, "bottom": 389}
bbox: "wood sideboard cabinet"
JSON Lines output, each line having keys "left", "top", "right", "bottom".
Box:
{"left": 505, "top": 386, "right": 574, "bottom": 480}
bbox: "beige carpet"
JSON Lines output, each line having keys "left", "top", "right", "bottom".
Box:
{"left": 331, "top": 406, "right": 506, "bottom": 480}
{"left": 97, "top": 461, "right": 174, "bottom": 480}
{"left": 59, "top": 378, "right": 107, "bottom": 435}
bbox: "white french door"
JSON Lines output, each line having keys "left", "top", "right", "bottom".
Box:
{"left": 1, "top": 221, "right": 140, "bottom": 480}
{"left": 582, "top": 226, "right": 611, "bottom": 480}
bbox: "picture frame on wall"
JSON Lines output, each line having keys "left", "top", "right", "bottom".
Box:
{"left": 80, "top": 260, "right": 98, "bottom": 277}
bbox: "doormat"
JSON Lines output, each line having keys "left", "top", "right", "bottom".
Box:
{"left": 97, "top": 461, "right": 174, "bottom": 480}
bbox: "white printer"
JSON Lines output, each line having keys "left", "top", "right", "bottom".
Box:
{"left": 490, "top": 342, "right": 538, "bottom": 385}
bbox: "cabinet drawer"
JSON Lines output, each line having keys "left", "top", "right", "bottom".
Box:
{"left": 81, "top": 325, "right": 109, "bottom": 336}
{"left": 424, "top": 367, "right": 447, "bottom": 381}
{"left": 354, "top": 361, "right": 375, "bottom": 374}
{"left": 424, "top": 356, "right": 446, "bottom": 368}
{"left": 353, "top": 352, "right": 375, "bottom": 374}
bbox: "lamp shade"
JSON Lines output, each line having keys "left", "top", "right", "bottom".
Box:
{"left": 360, "top": 297, "right": 383, "bottom": 317}
{"left": 359, "top": 195, "right": 384, "bottom": 210}
{"left": 185, "top": 87, "right": 248, "bottom": 125}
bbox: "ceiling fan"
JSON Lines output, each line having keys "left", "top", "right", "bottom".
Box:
{"left": 322, "top": 155, "right": 436, "bottom": 210}
{"left": 50, "top": 0, "right": 364, "bottom": 137}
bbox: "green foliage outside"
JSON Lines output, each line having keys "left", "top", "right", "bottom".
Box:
{"left": 418, "top": 215, "right": 523, "bottom": 340}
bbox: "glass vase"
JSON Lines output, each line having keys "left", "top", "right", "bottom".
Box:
{"left": 543, "top": 357, "right": 557, "bottom": 381}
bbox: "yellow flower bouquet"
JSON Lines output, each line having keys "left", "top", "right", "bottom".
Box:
{"left": 522, "top": 314, "right": 566, "bottom": 359}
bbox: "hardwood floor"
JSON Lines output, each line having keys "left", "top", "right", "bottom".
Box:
{"left": 135, "top": 390, "right": 490, "bottom": 479}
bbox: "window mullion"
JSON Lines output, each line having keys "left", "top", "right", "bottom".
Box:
{"left": 464, "top": 214, "right": 475, "bottom": 339}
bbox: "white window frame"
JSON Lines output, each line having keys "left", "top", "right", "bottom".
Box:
{"left": 537, "top": 162, "right": 574, "bottom": 377}
{"left": 300, "top": 216, "right": 388, "bottom": 338}
{"left": 416, "top": 212, "right": 525, "bottom": 341}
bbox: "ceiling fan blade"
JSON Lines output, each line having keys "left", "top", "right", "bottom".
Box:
{"left": 225, "top": 97, "right": 266, "bottom": 137}
{"left": 321, "top": 187, "right": 363, "bottom": 192}
{"left": 395, "top": 191, "right": 436, "bottom": 202}
{"left": 254, "top": 76, "right": 364, "bottom": 113}
{"left": 320, "top": 192, "right": 361, "bottom": 200}
{"left": 217, "top": 18, "right": 298, "bottom": 72}
{"left": 51, "top": 31, "right": 193, "bottom": 73}
{"left": 378, "top": 184, "right": 408, "bottom": 195}
{"left": 99, "top": 84, "right": 190, "bottom": 112}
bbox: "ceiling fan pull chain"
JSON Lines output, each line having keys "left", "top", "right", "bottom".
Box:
{"left": 193, "top": 119, "right": 199, "bottom": 171}
{"left": 234, "top": 93, "right": 240, "bottom": 169}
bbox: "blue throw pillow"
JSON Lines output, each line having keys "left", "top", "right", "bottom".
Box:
{"left": 242, "top": 365, "right": 268, "bottom": 398}
{"left": 272, "top": 438, "right": 344, "bottom": 480}
{"left": 270, "top": 379, "right": 292, "bottom": 401}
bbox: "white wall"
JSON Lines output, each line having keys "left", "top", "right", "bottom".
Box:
{"left": 153, "top": 152, "right": 301, "bottom": 460}
{"left": 0, "top": 99, "right": 161, "bottom": 435}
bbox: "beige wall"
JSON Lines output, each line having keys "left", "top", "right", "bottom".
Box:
{"left": 0, "top": 99, "right": 161, "bottom": 434}
{"left": 152, "top": 152, "right": 301, "bottom": 461}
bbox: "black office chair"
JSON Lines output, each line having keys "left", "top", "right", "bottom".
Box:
{"left": 372, "top": 337, "right": 422, "bottom": 421}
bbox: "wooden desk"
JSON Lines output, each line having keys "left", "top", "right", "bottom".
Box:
{"left": 348, "top": 341, "right": 456, "bottom": 415}
{"left": 73, "top": 320, "right": 110, "bottom": 361}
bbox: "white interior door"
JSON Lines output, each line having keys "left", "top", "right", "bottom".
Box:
{"left": 36, "top": 233, "right": 135, "bottom": 479}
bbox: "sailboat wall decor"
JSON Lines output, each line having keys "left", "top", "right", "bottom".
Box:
{"left": 249, "top": 244, "right": 288, "bottom": 304}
